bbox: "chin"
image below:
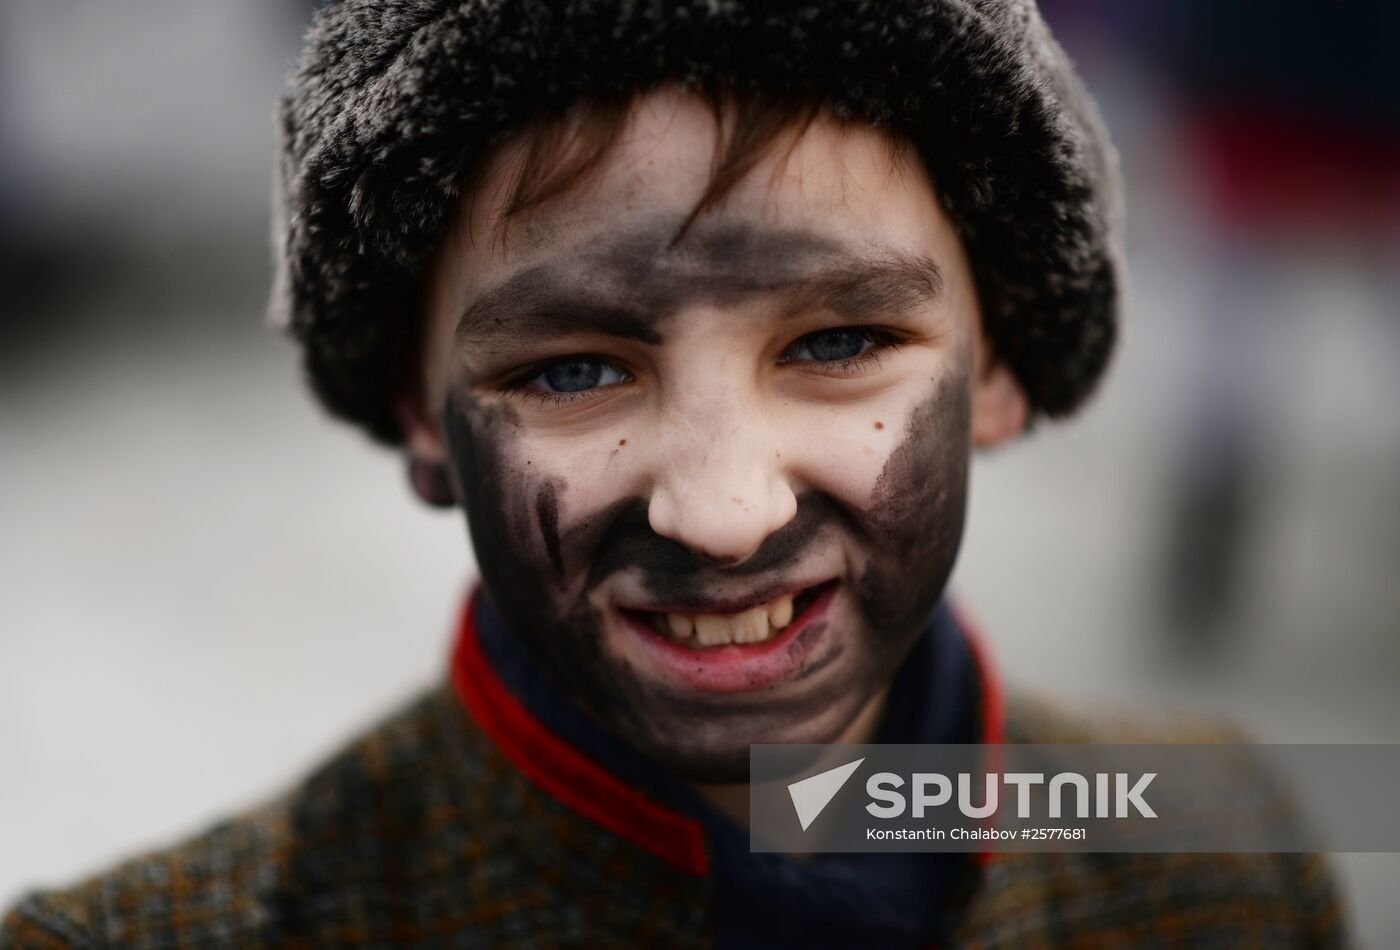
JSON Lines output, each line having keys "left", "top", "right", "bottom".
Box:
{"left": 623, "top": 688, "right": 877, "bottom": 785}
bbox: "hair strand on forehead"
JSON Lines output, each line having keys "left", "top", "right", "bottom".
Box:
{"left": 491, "top": 83, "right": 903, "bottom": 250}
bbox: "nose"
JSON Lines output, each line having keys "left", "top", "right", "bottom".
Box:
{"left": 646, "top": 405, "right": 799, "bottom": 565}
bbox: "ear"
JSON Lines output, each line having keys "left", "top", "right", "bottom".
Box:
{"left": 394, "top": 388, "right": 457, "bottom": 508}
{"left": 969, "top": 334, "right": 1029, "bottom": 450}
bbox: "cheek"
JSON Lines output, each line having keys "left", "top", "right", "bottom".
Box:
{"left": 780, "top": 398, "right": 922, "bottom": 514}
{"left": 505, "top": 432, "right": 648, "bottom": 575}
{"left": 853, "top": 372, "right": 972, "bottom": 633}
{"left": 442, "top": 397, "right": 573, "bottom": 595}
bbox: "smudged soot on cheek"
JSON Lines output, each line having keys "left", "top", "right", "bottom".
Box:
{"left": 854, "top": 371, "right": 971, "bottom": 637}
{"left": 535, "top": 478, "right": 565, "bottom": 576}
{"left": 440, "top": 395, "right": 623, "bottom": 719}
{"left": 441, "top": 393, "right": 559, "bottom": 588}
{"left": 437, "top": 393, "right": 745, "bottom": 778}
{"left": 439, "top": 399, "right": 673, "bottom": 769}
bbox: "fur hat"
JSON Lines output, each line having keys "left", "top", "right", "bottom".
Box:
{"left": 271, "top": 0, "right": 1124, "bottom": 444}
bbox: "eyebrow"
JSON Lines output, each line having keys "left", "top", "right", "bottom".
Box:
{"left": 772, "top": 250, "right": 944, "bottom": 324}
{"left": 454, "top": 236, "right": 944, "bottom": 352}
{"left": 456, "top": 268, "right": 666, "bottom": 350}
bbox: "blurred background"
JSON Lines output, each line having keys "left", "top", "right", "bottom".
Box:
{"left": 1, "top": 0, "right": 1397, "bottom": 944}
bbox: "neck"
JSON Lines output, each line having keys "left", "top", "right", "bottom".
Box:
{"left": 687, "top": 684, "right": 892, "bottom": 830}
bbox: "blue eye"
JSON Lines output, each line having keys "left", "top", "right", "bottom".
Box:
{"left": 783, "top": 328, "right": 881, "bottom": 363}
{"left": 531, "top": 357, "right": 628, "bottom": 393}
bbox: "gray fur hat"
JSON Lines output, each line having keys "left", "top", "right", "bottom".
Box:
{"left": 271, "top": 0, "right": 1123, "bottom": 444}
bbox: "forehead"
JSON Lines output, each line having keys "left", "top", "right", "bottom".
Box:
{"left": 421, "top": 87, "right": 974, "bottom": 365}
{"left": 448, "top": 89, "right": 959, "bottom": 269}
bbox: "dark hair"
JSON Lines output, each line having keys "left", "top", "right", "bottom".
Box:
{"left": 490, "top": 85, "right": 902, "bottom": 245}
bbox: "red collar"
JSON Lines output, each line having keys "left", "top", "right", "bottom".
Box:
{"left": 449, "top": 586, "right": 1005, "bottom": 876}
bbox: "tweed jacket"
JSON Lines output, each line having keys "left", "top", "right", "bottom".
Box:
{"left": 1, "top": 600, "right": 1348, "bottom": 949}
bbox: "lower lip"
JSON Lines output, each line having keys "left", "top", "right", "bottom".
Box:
{"left": 616, "top": 583, "right": 839, "bottom": 694}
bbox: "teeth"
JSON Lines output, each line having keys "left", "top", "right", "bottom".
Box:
{"left": 732, "top": 607, "right": 769, "bottom": 644}
{"left": 658, "top": 591, "right": 802, "bottom": 648}
{"left": 767, "top": 595, "right": 794, "bottom": 629}
{"left": 694, "top": 614, "right": 731, "bottom": 647}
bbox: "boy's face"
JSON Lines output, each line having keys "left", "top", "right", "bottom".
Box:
{"left": 409, "top": 87, "right": 1025, "bottom": 782}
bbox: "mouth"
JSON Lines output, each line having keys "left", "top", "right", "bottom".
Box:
{"left": 621, "top": 581, "right": 830, "bottom": 648}
{"left": 613, "top": 579, "right": 840, "bottom": 693}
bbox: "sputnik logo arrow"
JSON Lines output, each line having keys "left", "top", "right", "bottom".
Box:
{"left": 787, "top": 757, "right": 865, "bottom": 831}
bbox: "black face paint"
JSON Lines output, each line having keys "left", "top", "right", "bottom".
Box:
{"left": 535, "top": 478, "right": 565, "bottom": 576}
{"left": 441, "top": 366, "right": 972, "bottom": 784}
{"left": 443, "top": 389, "right": 620, "bottom": 719}
{"left": 577, "top": 492, "right": 845, "bottom": 606}
{"left": 439, "top": 218, "right": 969, "bottom": 784}
{"left": 855, "top": 371, "right": 970, "bottom": 637}
{"left": 454, "top": 217, "right": 943, "bottom": 367}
